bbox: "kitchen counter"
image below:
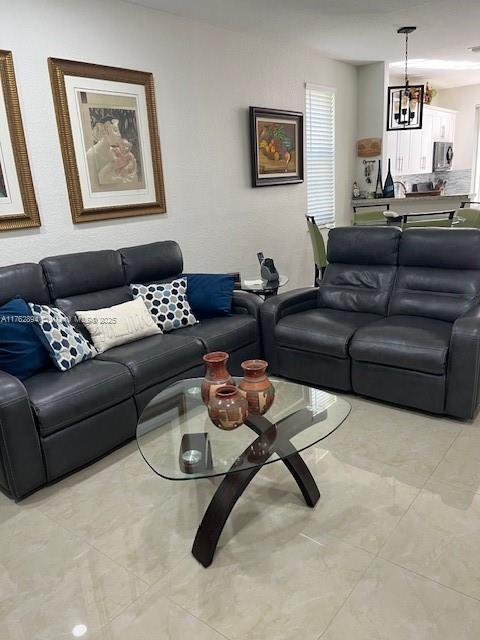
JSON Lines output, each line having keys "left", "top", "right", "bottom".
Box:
{"left": 352, "top": 194, "right": 470, "bottom": 206}
{"left": 352, "top": 193, "right": 470, "bottom": 214}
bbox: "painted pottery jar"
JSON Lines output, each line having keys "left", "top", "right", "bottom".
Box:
{"left": 238, "top": 359, "right": 275, "bottom": 415}
{"left": 208, "top": 385, "right": 248, "bottom": 430}
{"left": 201, "top": 351, "right": 233, "bottom": 404}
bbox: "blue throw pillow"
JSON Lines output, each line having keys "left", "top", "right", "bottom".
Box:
{"left": 185, "top": 274, "right": 235, "bottom": 319}
{"left": 0, "top": 298, "right": 51, "bottom": 380}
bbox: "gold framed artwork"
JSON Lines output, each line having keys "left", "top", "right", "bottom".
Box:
{"left": 0, "top": 50, "right": 40, "bottom": 231}
{"left": 48, "top": 58, "right": 166, "bottom": 223}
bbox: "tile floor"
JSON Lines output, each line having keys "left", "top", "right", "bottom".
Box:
{"left": 2, "top": 394, "right": 480, "bottom": 639}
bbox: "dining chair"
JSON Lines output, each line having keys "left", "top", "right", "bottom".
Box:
{"left": 454, "top": 204, "right": 480, "bottom": 228}
{"left": 352, "top": 203, "right": 390, "bottom": 226}
{"left": 402, "top": 218, "right": 453, "bottom": 229}
{"left": 305, "top": 215, "right": 327, "bottom": 286}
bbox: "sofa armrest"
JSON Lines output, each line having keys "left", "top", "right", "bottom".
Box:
{"left": 0, "top": 371, "right": 46, "bottom": 499}
{"left": 232, "top": 290, "right": 263, "bottom": 320}
{"left": 446, "top": 305, "right": 480, "bottom": 419}
{"left": 261, "top": 288, "right": 318, "bottom": 372}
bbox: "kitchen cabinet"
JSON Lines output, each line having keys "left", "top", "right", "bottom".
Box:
{"left": 431, "top": 106, "right": 455, "bottom": 142}
{"left": 385, "top": 105, "right": 456, "bottom": 176}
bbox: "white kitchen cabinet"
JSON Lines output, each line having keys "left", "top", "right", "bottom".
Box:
{"left": 384, "top": 105, "right": 456, "bottom": 176}
{"left": 430, "top": 106, "right": 456, "bottom": 142}
{"left": 419, "top": 109, "right": 434, "bottom": 173}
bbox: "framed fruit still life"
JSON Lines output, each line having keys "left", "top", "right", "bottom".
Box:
{"left": 249, "top": 106, "right": 303, "bottom": 187}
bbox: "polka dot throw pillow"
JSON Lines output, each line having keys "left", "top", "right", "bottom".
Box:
{"left": 130, "top": 279, "right": 197, "bottom": 333}
{"left": 29, "top": 303, "right": 97, "bottom": 371}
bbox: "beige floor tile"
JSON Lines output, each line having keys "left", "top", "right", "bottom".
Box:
{"left": 88, "top": 479, "right": 218, "bottom": 585}
{"left": 0, "top": 507, "right": 147, "bottom": 640}
{"left": 159, "top": 533, "right": 373, "bottom": 640}
{"left": 25, "top": 441, "right": 180, "bottom": 543}
{"left": 430, "top": 426, "right": 480, "bottom": 493}
{"left": 380, "top": 479, "right": 480, "bottom": 600}
{"left": 88, "top": 593, "right": 226, "bottom": 640}
{"left": 244, "top": 447, "right": 421, "bottom": 554}
{"left": 322, "top": 558, "right": 480, "bottom": 640}
{"left": 296, "top": 448, "right": 420, "bottom": 553}
{"left": 325, "top": 396, "right": 461, "bottom": 483}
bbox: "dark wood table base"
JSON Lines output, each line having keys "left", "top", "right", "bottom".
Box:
{"left": 192, "top": 413, "right": 320, "bottom": 567}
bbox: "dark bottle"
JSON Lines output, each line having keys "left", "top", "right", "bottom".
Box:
{"left": 375, "top": 160, "right": 383, "bottom": 198}
{"left": 383, "top": 159, "right": 395, "bottom": 198}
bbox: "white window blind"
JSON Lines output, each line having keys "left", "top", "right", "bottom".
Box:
{"left": 305, "top": 84, "right": 335, "bottom": 227}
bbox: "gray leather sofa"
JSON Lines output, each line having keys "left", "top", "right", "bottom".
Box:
{"left": 262, "top": 226, "right": 480, "bottom": 420}
{"left": 0, "top": 241, "right": 261, "bottom": 500}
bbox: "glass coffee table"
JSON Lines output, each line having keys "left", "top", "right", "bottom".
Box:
{"left": 137, "top": 378, "right": 350, "bottom": 567}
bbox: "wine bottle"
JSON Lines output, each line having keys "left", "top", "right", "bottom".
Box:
{"left": 375, "top": 160, "right": 383, "bottom": 198}
{"left": 383, "top": 159, "right": 395, "bottom": 198}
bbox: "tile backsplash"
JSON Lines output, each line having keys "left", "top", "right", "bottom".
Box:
{"left": 396, "top": 169, "right": 472, "bottom": 195}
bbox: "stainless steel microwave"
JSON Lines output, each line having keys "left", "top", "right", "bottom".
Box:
{"left": 433, "top": 142, "right": 454, "bottom": 171}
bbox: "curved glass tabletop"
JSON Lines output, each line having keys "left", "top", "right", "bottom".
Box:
{"left": 137, "top": 378, "right": 351, "bottom": 480}
{"left": 240, "top": 274, "right": 288, "bottom": 293}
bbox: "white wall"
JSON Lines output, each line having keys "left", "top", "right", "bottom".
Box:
{"left": 437, "top": 84, "right": 480, "bottom": 170}
{"left": 355, "top": 62, "right": 387, "bottom": 193}
{"left": 0, "top": 0, "right": 357, "bottom": 290}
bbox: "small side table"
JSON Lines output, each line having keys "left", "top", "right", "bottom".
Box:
{"left": 240, "top": 274, "right": 288, "bottom": 299}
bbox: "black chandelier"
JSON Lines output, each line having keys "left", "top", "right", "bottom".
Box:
{"left": 387, "top": 27, "right": 424, "bottom": 131}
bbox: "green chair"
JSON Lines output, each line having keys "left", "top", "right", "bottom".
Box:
{"left": 454, "top": 201, "right": 480, "bottom": 228}
{"left": 352, "top": 203, "right": 389, "bottom": 226}
{"left": 305, "top": 215, "right": 327, "bottom": 286}
{"left": 403, "top": 218, "right": 453, "bottom": 229}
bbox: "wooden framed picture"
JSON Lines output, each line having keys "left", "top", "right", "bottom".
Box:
{"left": 48, "top": 58, "right": 166, "bottom": 223}
{"left": 249, "top": 106, "right": 303, "bottom": 187}
{"left": 0, "top": 50, "right": 40, "bottom": 231}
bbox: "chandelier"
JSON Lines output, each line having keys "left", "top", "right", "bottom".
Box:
{"left": 387, "top": 27, "right": 424, "bottom": 131}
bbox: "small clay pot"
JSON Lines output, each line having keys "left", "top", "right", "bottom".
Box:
{"left": 238, "top": 359, "right": 275, "bottom": 415}
{"left": 208, "top": 385, "right": 248, "bottom": 430}
{"left": 201, "top": 351, "right": 233, "bottom": 404}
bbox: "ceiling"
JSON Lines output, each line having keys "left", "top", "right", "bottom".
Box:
{"left": 130, "top": 0, "right": 480, "bottom": 87}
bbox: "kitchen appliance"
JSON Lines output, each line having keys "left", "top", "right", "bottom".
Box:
{"left": 433, "top": 141, "right": 454, "bottom": 171}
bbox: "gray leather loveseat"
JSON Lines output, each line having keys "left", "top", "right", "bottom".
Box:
{"left": 262, "top": 226, "right": 480, "bottom": 420}
{"left": 0, "top": 241, "right": 261, "bottom": 500}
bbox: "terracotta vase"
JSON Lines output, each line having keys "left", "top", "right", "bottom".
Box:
{"left": 201, "top": 351, "right": 233, "bottom": 404}
{"left": 208, "top": 385, "right": 248, "bottom": 430}
{"left": 238, "top": 359, "right": 275, "bottom": 415}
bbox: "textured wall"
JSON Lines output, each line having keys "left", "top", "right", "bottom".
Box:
{"left": 437, "top": 84, "right": 480, "bottom": 171}
{"left": 0, "top": 0, "right": 357, "bottom": 290}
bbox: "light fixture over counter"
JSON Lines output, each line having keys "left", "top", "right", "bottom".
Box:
{"left": 387, "top": 27, "right": 424, "bottom": 131}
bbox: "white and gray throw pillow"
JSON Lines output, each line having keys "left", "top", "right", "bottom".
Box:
{"left": 76, "top": 298, "right": 161, "bottom": 353}
{"left": 29, "top": 303, "right": 97, "bottom": 371}
{"left": 130, "top": 279, "right": 197, "bottom": 333}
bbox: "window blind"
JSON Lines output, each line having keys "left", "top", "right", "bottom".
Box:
{"left": 305, "top": 84, "right": 335, "bottom": 227}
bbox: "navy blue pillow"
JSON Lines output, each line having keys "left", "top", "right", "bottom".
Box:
{"left": 185, "top": 274, "right": 235, "bottom": 319}
{"left": 0, "top": 297, "right": 50, "bottom": 380}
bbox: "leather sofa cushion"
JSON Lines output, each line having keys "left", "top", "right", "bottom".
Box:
{"left": 0, "top": 263, "right": 50, "bottom": 306}
{"left": 178, "top": 315, "right": 257, "bottom": 352}
{"left": 24, "top": 360, "right": 133, "bottom": 436}
{"left": 400, "top": 228, "right": 480, "bottom": 270}
{"left": 97, "top": 333, "right": 205, "bottom": 393}
{"left": 275, "top": 309, "right": 382, "bottom": 358}
{"left": 350, "top": 315, "right": 452, "bottom": 375}
{"left": 119, "top": 241, "right": 183, "bottom": 285}
{"left": 327, "top": 226, "right": 401, "bottom": 265}
{"left": 388, "top": 266, "right": 480, "bottom": 322}
{"left": 318, "top": 263, "right": 397, "bottom": 315}
{"left": 41, "top": 250, "right": 125, "bottom": 299}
